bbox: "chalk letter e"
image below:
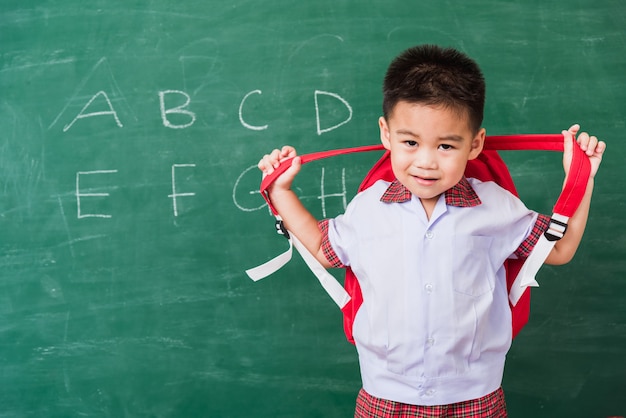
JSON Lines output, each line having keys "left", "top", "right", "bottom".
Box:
{"left": 76, "top": 170, "right": 118, "bottom": 219}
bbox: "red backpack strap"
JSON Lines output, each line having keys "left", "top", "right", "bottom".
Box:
{"left": 260, "top": 145, "right": 384, "bottom": 216}
{"left": 248, "top": 134, "right": 591, "bottom": 342}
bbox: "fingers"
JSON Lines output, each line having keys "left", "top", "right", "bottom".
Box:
{"left": 563, "top": 124, "right": 606, "bottom": 156}
{"left": 258, "top": 145, "right": 297, "bottom": 175}
{"left": 566, "top": 123, "right": 580, "bottom": 139}
{"left": 576, "top": 132, "right": 605, "bottom": 157}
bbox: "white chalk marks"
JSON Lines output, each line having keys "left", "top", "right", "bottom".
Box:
{"left": 239, "top": 90, "right": 268, "bottom": 131}
{"left": 75, "top": 170, "right": 118, "bottom": 219}
{"left": 169, "top": 164, "right": 197, "bottom": 217}
{"left": 59, "top": 87, "right": 353, "bottom": 135}
{"left": 74, "top": 165, "right": 198, "bottom": 219}
{"left": 159, "top": 90, "right": 196, "bottom": 129}
{"left": 232, "top": 165, "right": 348, "bottom": 217}
{"left": 63, "top": 91, "right": 123, "bottom": 132}
{"left": 55, "top": 57, "right": 356, "bottom": 220}
{"left": 51, "top": 57, "right": 354, "bottom": 134}
{"left": 314, "top": 90, "right": 352, "bottom": 135}
{"left": 49, "top": 57, "right": 134, "bottom": 131}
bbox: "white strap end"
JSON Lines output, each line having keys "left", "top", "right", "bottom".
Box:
{"left": 245, "top": 241, "right": 293, "bottom": 282}
{"left": 245, "top": 226, "right": 351, "bottom": 309}
{"left": 509, "top": 233, "right": 556, "bottom": 306}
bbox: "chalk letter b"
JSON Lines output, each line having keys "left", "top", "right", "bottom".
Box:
{"left": 159, "top": 90, "right": 196, "bottom": 129}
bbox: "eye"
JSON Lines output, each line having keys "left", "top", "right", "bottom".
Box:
{"left": 439, "top": 143, "right": 455, "bottom": 151}
{"left": 404, "top": 140, "right": 418, "bottom": 147}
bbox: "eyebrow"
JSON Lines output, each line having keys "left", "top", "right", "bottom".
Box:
{"left": 439, "top": 134, "right": 466, "bottom": 142}
{"left": 396, "top": 130, "right": 466, "bottom": 142}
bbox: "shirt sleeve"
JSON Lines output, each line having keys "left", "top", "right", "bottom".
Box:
{"left": 318, "top": 219, "right": 345, "bottom": 268}
{"left": 513, "top": 213, "right": 551, "bottom": 259}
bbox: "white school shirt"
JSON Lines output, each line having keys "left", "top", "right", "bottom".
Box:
{"left": 321, "top": 177, "right": 547, "bottom": 406}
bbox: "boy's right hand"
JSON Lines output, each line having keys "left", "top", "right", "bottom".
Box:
{"left": 258, "top": 145, "right": 302, "bottom": 192}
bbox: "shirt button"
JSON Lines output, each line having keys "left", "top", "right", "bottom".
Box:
{"left": 425, "top": 389, "right": 436, "bottom": 396}
{"left": 425, "top": 230, "right": 434, "bottom": 239}
{"left": 426, "top": 338, "right": 435, "bottom": 347}
{"left": 424, "top": 283, "right": 434, "bottom": 294}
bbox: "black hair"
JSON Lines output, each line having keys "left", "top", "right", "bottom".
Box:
{"left": 382, "top": 44, "right": 485, "bottom": 134}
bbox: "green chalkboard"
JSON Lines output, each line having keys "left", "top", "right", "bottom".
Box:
{"left": 1, "top": 0, "right": 624, "bottom": 416}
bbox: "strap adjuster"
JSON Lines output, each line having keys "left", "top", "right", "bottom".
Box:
{"left": 275, "top": 220, "right": 290, "bottom": 239}
{"left": 544, "top": 217, "right": 568, "bottom": 241}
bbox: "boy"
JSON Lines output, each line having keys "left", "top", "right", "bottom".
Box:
{"left": 257, "top": 45, "right": 605, "bottom": 417}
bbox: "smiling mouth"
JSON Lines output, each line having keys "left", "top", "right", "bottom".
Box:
{"left": 412, "top": 175, "right": 437, "bottom": 185}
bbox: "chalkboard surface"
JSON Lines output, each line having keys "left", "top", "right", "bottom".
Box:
{"left": 1, "top": 1, "right": 624, "bottom": 417}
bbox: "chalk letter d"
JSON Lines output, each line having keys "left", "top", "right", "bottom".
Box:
{"left": 314, "top": 90, "right": 353, "bottom": 135}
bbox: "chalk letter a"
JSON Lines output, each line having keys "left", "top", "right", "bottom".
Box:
{"left": 63, "top": 91, "right": 123, "bottom": 132}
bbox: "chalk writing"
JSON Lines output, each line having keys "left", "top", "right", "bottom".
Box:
{"left": 318, "top": 167, "right": 347, "bottom": 218}
{"left": 55, "top": 58, "right": 357, "bottom": 221}
{"left": 49, "top": 57, "right": 135, "bottom": 131}
{"left": 159, "top": 90, "right": 196, "bottom": 129}
{"left": 239, "top": 90, "right": 269, "bottom": 131}
{"left": 232, "top": 165, "right": 266, "bottom": 213}
{"left": 314, "top": 90, "right": 353, "bottom": 135}
{"left": 231, "top": 165, "right": 348, "bottom": 217}
{"left": 59, "top": 86, "right": 352, "bottom": 135}
{"left": 75, "top": 170, "right": 118, "bottom": 219}
{"left": 63, "top": 91, "right": 123, "bottom": 132}
{"left": 169, "top": 164, "right": 197, "bottom": 217}
{"left": 74, "top": 165, "right": 199, "bottom": 218}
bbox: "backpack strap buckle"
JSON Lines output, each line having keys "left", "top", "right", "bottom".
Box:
{"left": 275, "top": 219, "right": 290, "bottom": 239}
{"left": 544, "top": 214, "right": 569, "bottom": 242}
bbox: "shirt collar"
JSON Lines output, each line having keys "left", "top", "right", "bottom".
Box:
{"left": 380, "top": 177, "right": 481, "bottom": 207}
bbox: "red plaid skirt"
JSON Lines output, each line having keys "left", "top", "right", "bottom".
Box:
{"left": 354, "top": 387, "right": 507, "bottom": 418}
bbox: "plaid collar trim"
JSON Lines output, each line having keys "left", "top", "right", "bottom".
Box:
{"left": 380, "top": 177, "right": 482, "bottom": 207}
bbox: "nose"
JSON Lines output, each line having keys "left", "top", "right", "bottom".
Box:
{"left": 413, "top": 147, "right": 438, "bottom": 170}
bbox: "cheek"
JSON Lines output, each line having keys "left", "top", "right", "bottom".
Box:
{"left": 390, "top": 154, "right": 412, "bottom": 171}
{"left": 443, "top": 156, "right": 469, "bottom": 178}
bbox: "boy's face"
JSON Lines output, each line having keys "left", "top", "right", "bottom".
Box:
{"left": 379, "top": 101, "right": 485, "bottom": 212}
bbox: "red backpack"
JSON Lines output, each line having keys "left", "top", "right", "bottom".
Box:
{"left": 247, "top": 134, "right": 590, "bottom": 342}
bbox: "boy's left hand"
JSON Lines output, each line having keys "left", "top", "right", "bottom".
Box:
{"left": 562, "top": 124, "right": 606, "bottom": 179}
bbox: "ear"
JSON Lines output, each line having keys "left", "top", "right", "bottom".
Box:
{"left": 468, "top": 128, "right": 486, "bottom": 160}
{"left": 379, "top": 116, "right": 391, "bottom": 150}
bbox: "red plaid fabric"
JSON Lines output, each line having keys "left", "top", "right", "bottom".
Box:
{"left": 319, "top": 177, "right": 482, "bottom": 269}
{"left": 514, "top": 213, "right": 551, "bottom": 258}
{"left": 444, "top": 177, "right": 481, "bottom": 207}
{"left": 380, "top": 179, "right": 413, "bottom": 203}
{"left": 319, "top": 177, "right": 550, "bottom": 268}
{"left": 381, "top": 177, "right": 481, "bottom": 207}
{"left": 318, "top": 219, "right": 344, "bottom": 268}
{"left": 355, "top": 387, "right": 507, "bottom": 418}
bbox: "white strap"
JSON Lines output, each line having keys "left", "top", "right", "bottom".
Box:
{"left": 245, "top": 239, "right": 293, "bottom": 282}
{"left": 509, "top": 213, "right": 569, "bottom": 306}
{"left": 246, "top": 229, "right": 351, "bottom": 309}
{"left": 290, "top": 233, "right": 351, "bottom": 309}
{"left": 251, "top": 211, "right": 567, "bottom": 309}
